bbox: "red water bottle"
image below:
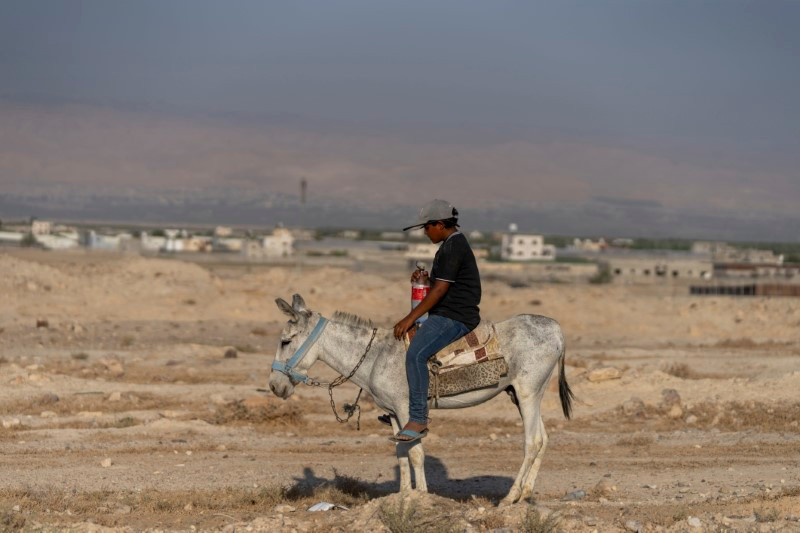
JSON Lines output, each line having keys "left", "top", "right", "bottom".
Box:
{"left": 411, "top": 262, "right": 430, "bottom": 324}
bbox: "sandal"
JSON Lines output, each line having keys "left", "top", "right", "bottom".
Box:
{"left": 389, "top": 428, "right": 428, "bottom": 443}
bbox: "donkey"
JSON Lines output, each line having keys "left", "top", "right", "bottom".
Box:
{"left": 268, "top": 294, "right": 573, "bottom": 504}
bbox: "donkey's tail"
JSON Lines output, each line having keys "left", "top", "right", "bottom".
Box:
{"left": 558, "top": 339, "right": 574, "bottom": 419}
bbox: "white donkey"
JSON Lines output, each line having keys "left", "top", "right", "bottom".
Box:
{"left": 268, "top": 294, "right": 573, "bottom": 504}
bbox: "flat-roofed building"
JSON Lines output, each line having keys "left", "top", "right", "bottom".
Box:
{"left": 501, "top": 233, "right": 556, "bottom": 261}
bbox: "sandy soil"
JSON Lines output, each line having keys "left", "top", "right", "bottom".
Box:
{"left": 1, "top": 249, "right": 799, "bottom": 532}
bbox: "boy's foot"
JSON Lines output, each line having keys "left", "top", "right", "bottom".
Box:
{"left": 389, "top": 421, "right": 428, "bottom": 443}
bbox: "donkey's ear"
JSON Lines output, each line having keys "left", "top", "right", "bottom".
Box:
{"left": 275, "top": 298, "right": 299, "bottom": 320}
{"left": 292, "top": 294, "right": 311, "bottom": 316}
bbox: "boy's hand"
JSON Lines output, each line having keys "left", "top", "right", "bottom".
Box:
{"left": 410, "top": 270, "right": 422, "bottom": 283}
{"left": 393, "top": 316, "right": 416, "bottom": 340}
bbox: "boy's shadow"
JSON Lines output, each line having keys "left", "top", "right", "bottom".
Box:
{"left": 288, "top": 456, "right": 513, "bottom": 504}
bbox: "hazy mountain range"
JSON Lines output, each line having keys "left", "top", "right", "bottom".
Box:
{"left": 1, "top": 100, "right": 798, "bottom": 241}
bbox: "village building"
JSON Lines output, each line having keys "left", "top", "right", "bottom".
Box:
{"left": 30, "top": 220, "right": 52, "bottom": 236}
{"left": 0, "top": 231, "right": 24, "bottom": 245}
{"left": 571, "top": 237, "right": 608, "bottom": 252}
{"left": 214, "top": 226, "right": 233, "bottom": 238}
{"left": 692, "top": 241, "right": 783, "bottom": 265}
{"left": 607, "top": 255, "right": 713, "bottom": 280}
{"left": 263, "top": 227, "right": 294, "bottom": 257}
{"left": 501, "top": 233, "right": 556, "bottom": 261}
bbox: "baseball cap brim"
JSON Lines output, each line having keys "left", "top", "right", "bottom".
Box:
{"left": 402, "top": 222, "right": 427, "bottom": 231}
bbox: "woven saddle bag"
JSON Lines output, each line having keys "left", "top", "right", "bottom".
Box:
{"left": 404, "top": 321, "right": 508, "bottom": 402}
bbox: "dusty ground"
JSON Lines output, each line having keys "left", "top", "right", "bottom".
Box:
{"left": 1, "top": 249, "right": 799, "bottom": 532}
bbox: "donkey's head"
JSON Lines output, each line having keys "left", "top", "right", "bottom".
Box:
{"left": 269, "top": 294, "right": 324, "bottom": 399}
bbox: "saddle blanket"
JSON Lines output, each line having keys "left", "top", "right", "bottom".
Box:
{"left": 404, "top": 320, "right": 508, "bottom": 398}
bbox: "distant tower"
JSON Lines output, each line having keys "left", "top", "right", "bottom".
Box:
{"left": 300, "top": 179, "right": 307, "bottom": 205}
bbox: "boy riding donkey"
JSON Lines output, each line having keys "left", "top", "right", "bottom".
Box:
{"left": 387, "top": 199, "right": 482, "bottom": 443}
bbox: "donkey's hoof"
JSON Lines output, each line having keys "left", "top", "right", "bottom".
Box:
{"left": 498, "top": 496, "right": 517, "bottom": 507}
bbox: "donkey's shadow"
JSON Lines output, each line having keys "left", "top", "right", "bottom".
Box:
{"left": 288, "top": 456, "right": 513, "bottom": 503}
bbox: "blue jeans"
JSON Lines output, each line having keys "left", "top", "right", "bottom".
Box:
{"left": 406, "top": 314, "right": 470, "bottom": 424}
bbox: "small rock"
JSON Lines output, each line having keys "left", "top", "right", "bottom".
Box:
{"left": 667, "top": 405, "right": 684, "bottom": 419}
{"left": 40, "top": 411, "right": 57, "bottom": 418}
{"left": 588, "top": 367, "right": 621, "bottom": 382}
{"left": 2, "top": 418, "right": 21, "bottom": 429}
{"left": 625, "top": 519, "right": 642, "bottom": 532}
{"left": 184, "top": 503, "right": 194, "bottom": 511}
{"left": 562, "top": 489, "right": 586, "bottom": 501}
{"left": 98, "top": 358, "right": 125, "bottom": 377}
{"left": 78, "top": 411, "right": 103, "bottom": 418}
{"left": 40, "top": 393, "right": 59, "bottom": 404}
{"left": 661, "top": 388, "right": 682, "bottom": 408}
{"left": 114, "top": 505, "right": 131, "bottom": 514}
{"left": 224, "top": 348, "right": 238, "bottom": 359}
{"left": 36, "top": 318, "right": 49, "bottom": 328}
{"left": 622, "top": 397, "right": 645, "bottom": 417}
{"left": 101, "top": 458, "right": 112, "bottom": 468}
{"left": 274, "top": 504, "right": 296, "bottom": 513}
{"left": 687, "top": 516, "right": 702, "bottom": 528}
{"left": 593, "top": 479, "right": 616, "bottom": 497}
{"left": 686, "top": 414, "right": 698, "bottom": 425}
{"left": 210, "top": 394, "right": 228, "bottom": 405}
{"left": 215, "top": 444, "right": 227, "bottom": 451}
{"left": 489, "top": 433, "right": 498, "bottom": 441}
{"left": 108, "top": 391, "right": 122, "bottom": 402}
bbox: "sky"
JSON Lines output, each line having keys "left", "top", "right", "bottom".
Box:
{"left": 1, "top": 1, "right": 799, "bottom": 239}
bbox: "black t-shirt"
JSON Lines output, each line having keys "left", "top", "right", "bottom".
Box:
{"left": 429, "top": 232, "right": 481, "bottom": 330}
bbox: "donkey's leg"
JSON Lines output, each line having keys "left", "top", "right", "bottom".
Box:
{"left": 391, "top": 415, "right": 413, "bottom": 492}
{"left": 519, "top": 414, "right": 548, "bottom": 501}
{"left": 500, "top": 386, "right": 540, "bottom": 506}
{"left": 408, "top": 441, "right": 427, "bottom": 492}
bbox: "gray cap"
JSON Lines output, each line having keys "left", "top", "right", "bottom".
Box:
{"left": 403, "top": 199, "right": 459, "bottom": 231}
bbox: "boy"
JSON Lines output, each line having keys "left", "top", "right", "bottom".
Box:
{"left": 390, "top": 199, "right": 481, "bottom": 442}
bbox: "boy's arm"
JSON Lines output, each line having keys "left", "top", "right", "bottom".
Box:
{"left": 393, "top": 280, "right": 450, "bottom": 339}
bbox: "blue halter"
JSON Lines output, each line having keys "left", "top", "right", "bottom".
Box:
{"left": 271, "top": 317, "right": 329, "bottom": 385}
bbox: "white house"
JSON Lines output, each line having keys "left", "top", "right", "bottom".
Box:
{"left": 36, "top": 233, "right": 80, "bottom": 250}
{"left": 31, "top": 220, "right": 52, "bottom": 236}
{"left": 263, "top": 228, "right": 294, "bottom": 257}
{"left": 501, "top": 233, "right": 556, "bottom": 261}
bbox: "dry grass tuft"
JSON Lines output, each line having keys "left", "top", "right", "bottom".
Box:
{"left": 378, "top": 499, "right": 460, "bottom": 533}
{"left": 208, "top": 399, "right": 304, "bottom": 426}
{"left": 660, "top": 361, "right": 691, "bottom": 379}
{"left": 234, "top": 344, "right": 259, "bottom": 353}
{"left": 1, "top": 510, "right": 26, "bottom": 530}
{"left": 4, "top": 391, "right": 183, "bottom": 417}
{"left": 616, "top": 434, "right": 655, "bottom": 447}
{"left": 754, "top": 507, "right": 780, "bottom": 522}
{"left": 521, "top": 506, "right": 560, "bottom": 533}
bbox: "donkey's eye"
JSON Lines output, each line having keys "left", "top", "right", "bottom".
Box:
{"left": 281, "top": 339, "right": 291, "bottom": 347}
